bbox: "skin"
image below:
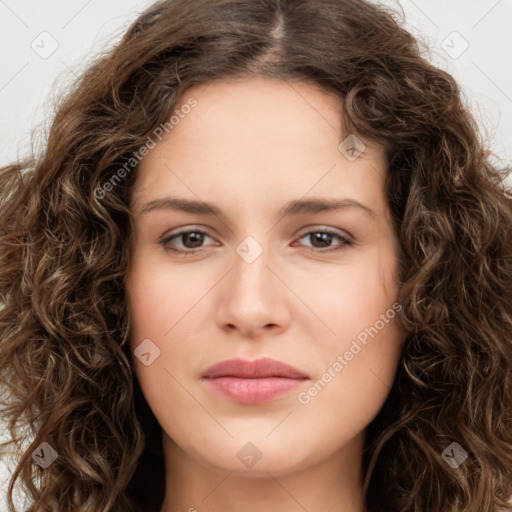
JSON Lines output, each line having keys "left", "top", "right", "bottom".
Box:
{"left": 126, "top": 77, "right": 408, "bottom": 512}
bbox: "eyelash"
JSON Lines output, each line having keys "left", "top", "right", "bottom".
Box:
{"left": 159, "top": 227, "right": 352, "bottom": 256}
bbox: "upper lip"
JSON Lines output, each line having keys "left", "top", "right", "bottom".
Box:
{"left": 202, "top": 357, "right": 309, "bottom": 379}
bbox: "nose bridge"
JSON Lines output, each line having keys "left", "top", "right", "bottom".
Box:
{"left": 215, "top": 234, "right": 289, "bottom": 336}
{"left": 230, "top": 235, "right": 274, "bottom": 304}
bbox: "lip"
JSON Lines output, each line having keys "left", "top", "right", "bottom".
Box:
{"left": 201, "top": 357, "right": 309, "bottom": 404}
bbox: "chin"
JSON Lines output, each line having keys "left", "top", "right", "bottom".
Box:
{"left": 188, "top": 438, "right": 316, "bottom": 477}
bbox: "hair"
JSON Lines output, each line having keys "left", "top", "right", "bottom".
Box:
{"left": 1, "top": 0, "right": 511, "bottom": 510}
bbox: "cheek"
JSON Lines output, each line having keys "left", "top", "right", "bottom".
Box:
{"left": 299, "top": 243, "right": 404, "bottom": 401}
{"left": 126, "top": 254, "right": 196, "bottom": 340}
{"left": 126, "top": 262, "right": 193, "bottom": 438}
{"left": 297, "top": 306, "right": 404, "bottom": 444}
{"left": 294, "top": 245, "right": 399, "bottom": 340}
{"left": 126, "top": 255, "right": 205, "bottom": 389}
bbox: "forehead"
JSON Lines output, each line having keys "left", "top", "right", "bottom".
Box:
{"left": 130, "top": 77, "right": 387, "bottom": 215}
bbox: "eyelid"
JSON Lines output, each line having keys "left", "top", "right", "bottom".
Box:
{"left": 295, "top": 225, "right": 352, "bottom": 240}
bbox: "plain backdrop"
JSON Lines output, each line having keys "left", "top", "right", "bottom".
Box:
{"left": 1, "top": 0, "right": 511, "bottom": 509}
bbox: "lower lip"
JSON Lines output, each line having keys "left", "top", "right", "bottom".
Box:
{"left": 203, "top": 377, "right": 307, "bottom": 404}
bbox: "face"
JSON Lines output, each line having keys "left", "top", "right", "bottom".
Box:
{"left": 126, "top": 77, "right": 407, "bottom": 478}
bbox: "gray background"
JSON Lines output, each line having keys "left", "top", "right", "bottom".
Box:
{"left": 1, "top": 0, "right": 511, "bottom": 508}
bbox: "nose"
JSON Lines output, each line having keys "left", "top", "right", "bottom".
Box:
{"left": 215, "top": 241, "right": 291, "bottom": 339}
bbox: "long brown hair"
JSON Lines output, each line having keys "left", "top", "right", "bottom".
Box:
{"left": 1, "top": 0, "right": 511, "bottom": 510}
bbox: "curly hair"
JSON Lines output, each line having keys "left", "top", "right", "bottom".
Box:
{"left": 1, "top": 0, "right": 511, "bottom": 510}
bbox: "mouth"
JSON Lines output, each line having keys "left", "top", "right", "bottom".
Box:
{"left": 201, "top": 357, "right": 310, "bottom": 404}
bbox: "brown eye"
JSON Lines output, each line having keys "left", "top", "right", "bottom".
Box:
{"left": 160, "top": 229, "right": 215, "bottom": 254}
{"left": 293, "top": 228, "right": 352, "bottom": 252}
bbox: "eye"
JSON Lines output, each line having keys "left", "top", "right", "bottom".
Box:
{"left": 292, "top": 227, "right": 352, "bottom": 252}
{"left": 159, "top": 228, "right": 216, "bottom": 255}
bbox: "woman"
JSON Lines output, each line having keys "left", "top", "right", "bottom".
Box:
{"left": 1, "top": 0, "right": 511, "bottom": 511}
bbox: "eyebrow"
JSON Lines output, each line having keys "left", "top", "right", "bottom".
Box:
{"left": 139, "top": 196, "right": 377, "bottom": 219}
